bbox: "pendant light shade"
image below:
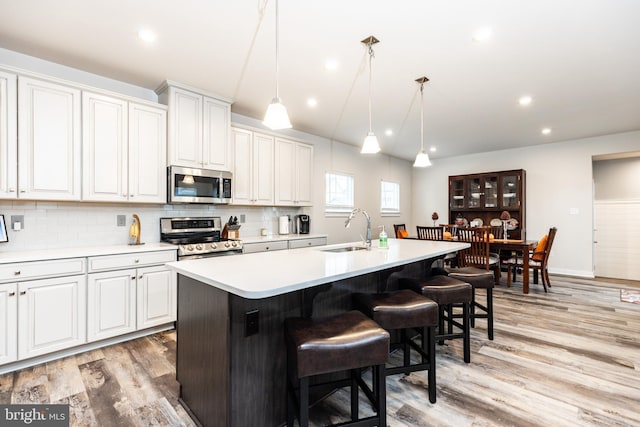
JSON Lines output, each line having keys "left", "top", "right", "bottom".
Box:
{"left": 263, "top": 0, "right": 291, "bottom": 130}
{"left": 413, "top": 76, "right": 432, "bottom": 167}
{"left": 361, "top": 36, "right": 380, "bottom": 154}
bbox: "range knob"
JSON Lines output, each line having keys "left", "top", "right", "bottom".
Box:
{"left": 224, "top": 242, "right": 230, "bottom": 248}
{"left": 231, "top": 241, "right": 237, "bottom": 247}
{"left": 195, "top": 244, "right": 203, "bottom": 250}
{"left": 210, "top": 243, "right": 217, "bottom": 249}
{"left": 186, "top": 245, "right": 194, "bottom": 251}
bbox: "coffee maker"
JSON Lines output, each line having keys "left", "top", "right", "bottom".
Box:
{"left": 297, "top": 214, "right": 310, "bottom": 234}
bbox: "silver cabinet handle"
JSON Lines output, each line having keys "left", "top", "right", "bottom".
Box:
{"left": 134, "top": 259, "right": 139, "bottom": 263}
{"left": 8, "top": 292, "right": 15, "bottom": 297}
{"left": 8, "top": 188, "right": 16, "bottom": 192}
{"left": 131, "top": 276, "right": 136, "bottom": 280}
{"left": 20, "top": 190, "right": 26, "bottom": 193}
{"left": 139, "top": 275, "right": 143, "bottom": 279}
{"left": 20, "top": 291, "right": 26, "bottom": 295}
{"left": 14, "top": 271, "right": 21, "bottom": 276}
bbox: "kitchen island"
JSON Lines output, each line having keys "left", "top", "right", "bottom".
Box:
{"left": 166, "top": 238, "right": 469, "bottom": 427}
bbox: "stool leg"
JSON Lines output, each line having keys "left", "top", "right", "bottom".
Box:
{"left": 470, "top": 288, "right": 476, "bottom": 328}
{"left": 286, "top": 378, "right": 294, "bottom": 427}
{"left": 447, "top": 304, "right": 453, "bottom": 336}
{"left": 299, "top": 377, "right": 309, "bottom": 427}
{"left": 487, "top": 287, "right": 494, "bottom": 340}
{"left": 375, "top": 364, "right": 387, "bottom": 427}
{"left": 351, "top": 369, "right": 359, "bottom": 421}
{"left": 438, "top": 305, "right": 445, "bottom": 345}
{"left": 426, "top": 325, "right": 436, "bottom": 403}
{"left": 402, "top": 329, "right": 410, "bottom": 374}
{"left": 463, "top": 302, "right": 471, "bottom": 363}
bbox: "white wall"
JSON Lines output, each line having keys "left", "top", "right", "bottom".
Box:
{"left": 412, "top": 130, "right": 640, "bottom": 278}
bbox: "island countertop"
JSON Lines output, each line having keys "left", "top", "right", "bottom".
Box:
{"left": 166, "top": 238, "right": 469, "bottom": 299}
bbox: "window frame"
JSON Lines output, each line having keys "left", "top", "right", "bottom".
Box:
{"left": 325, "top": 172, "right": 355, "bottom": 216}
{"left": 380, "top": 180, "right": 401, "bottom": 217}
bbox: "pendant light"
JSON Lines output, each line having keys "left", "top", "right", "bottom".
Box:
{"left": 361, "top": 36, "right": 380, "bottom": 154}
{"left": 413, "top": 76, "right": 432, "bottom": 167}
{"left": 263, "top": 0, "right": 292, "bottom": 130}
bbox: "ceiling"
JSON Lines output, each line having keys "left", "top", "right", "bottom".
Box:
{"left": 1, "top": 0, "right": 639, "bottom": 162}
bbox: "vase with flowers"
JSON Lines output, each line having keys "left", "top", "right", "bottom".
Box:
{"left": 500, "top": 210, "right": 511, "bottom": 239}
{"left": 431, "top": 212, "right": 439, "bottom": 227}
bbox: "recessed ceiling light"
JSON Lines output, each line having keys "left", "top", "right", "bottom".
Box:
{"left": 324, "top": 59, "right": 339, "bottom": 71}
{"left": 306, "top": 98, "right": 317, "bottom": 108}
{"left": 137, "top": 29, "right": 157, "bottom": 43}
{"left": 541, "top": 127, "right": 552, "bottom": 135}
{"left": 385, "top": 129, "right": 393, "bottom": 136}
{"left": 429, "top": 147, "right": 437, "bottom": 152}
{"left": 472, "top": 27, "right": 492, "bottom": 43}
{"left": 518, "top": 96, "right": 533, "bottom": 106}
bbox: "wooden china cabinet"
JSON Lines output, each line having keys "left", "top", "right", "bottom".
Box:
{"left": 448, "top": 169, "right": 526, "bottom": 239}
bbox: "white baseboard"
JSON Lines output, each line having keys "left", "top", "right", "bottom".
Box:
{"left": 549, "top": 267, "right": 595, "bottom": 279}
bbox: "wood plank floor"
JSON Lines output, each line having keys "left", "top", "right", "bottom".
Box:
{"left": 0, "top": 275, "right": 638, "bottom": 426}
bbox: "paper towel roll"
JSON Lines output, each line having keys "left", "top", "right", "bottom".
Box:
{"left": 279, "top": 216, "right": 289, "bottom": 235}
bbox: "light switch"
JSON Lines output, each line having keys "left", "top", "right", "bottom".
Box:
{"left": 569, "top": 208, "right": 579, "bottom": 215}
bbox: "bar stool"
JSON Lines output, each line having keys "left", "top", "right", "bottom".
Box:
{"left": 400, "top": 274, "right": 472, "bottom": 363}
{"left": 352, "top": 289, "right": 439, "bottom": 403}
{"left": 285, "top": 310, "right": 390, "bottom": 427}
{"left": 447, "top": 267, "right": 494, "bottom": 340}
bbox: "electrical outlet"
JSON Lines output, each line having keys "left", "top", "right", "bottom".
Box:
{"left": 11, "top": 215, "right": 24, "bottom": 230}
{"left": 117, "top": 215, "right": 126, "bottom": 226}
{"left": 245, "top": 310, "right": 259, "bottom": 337}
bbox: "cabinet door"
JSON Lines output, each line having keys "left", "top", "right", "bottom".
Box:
{"left": 500, "top": 173, "right": 521, "bottom": 209}
{"left": 129, "top": 103, "right": 167, "bottom": 203}
{"left": 168, "top": 87, "right": 202, "bottom": 168}
{"left": 18, "top": 274, "right": 86, "bottom": 359}
{"left": 294, "top": 142, "right": 313, "bottom": 205}
{"left": 0, "top": 283, "right": 17, "bottom": 365}
{"left": 231, "top": 128, "right": 253, "bottom": 204}
{"left": 274, "top": 138, "right": 295, "bottom": 205}
{"left": 450, "top": 177, "right": 465, "bottom": 209}
{"left": 0, "top": 71, "right": 17, "bottom": 199}
{"left": 18, "top": 77, "right": 81, "bottom": 200}
{"left": 252, "top": 133, "right": 274, "bottom": 205}
{"left": 82, "top": 91, "right": 128, "bottom": 201}
{"left": 483, "top": 175, "right": 499, "bottom": 208}
{"left": 202, "top": 96, "right": 230, "bottom": 171}
{"left": 87, "top": 269, "right": 136, "bottom": 342}
{"left": 137, "top": 265, "right": 176, "bottom": 329}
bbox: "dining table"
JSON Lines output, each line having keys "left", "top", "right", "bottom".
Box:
{"left": 404, "top": 235, "right": 538, "bottom": 294}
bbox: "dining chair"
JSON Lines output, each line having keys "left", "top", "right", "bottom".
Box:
{"left": 416, "top": 226, "right": 443, "bottom": 240}
{"left": 506, "top": 227, "right": 557, "bottom": 292}
{"left": 393, "top": 224, "right": 407, "bottom": 239}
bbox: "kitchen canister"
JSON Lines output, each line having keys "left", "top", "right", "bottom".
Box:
{"left": 279, "top": 216, "right": 289, "bottom": 235}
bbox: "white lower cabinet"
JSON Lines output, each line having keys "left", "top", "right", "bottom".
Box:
{"left": 87, "top": 250, "right": 177, "bottom": 343}
{"left": 0, "top": 283, "right": 17, "bottom": 365}
{"left": 288, "top": 237, "right": 327, "bottom": 249}
{"left": 18, "top": 274, "right": 87, "bottom": 360}
{"left": 87, "top": 269, "right": 137, "bottom": 342}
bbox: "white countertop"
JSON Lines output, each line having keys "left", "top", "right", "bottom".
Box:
{"left": 0, "top": 242, "right": 178, "bottom": 264}
{"left": 241, "top": 233, "right": 327, "bottom": 244}
{"left": 166, "top": 238, "right": 469, "bottom": 299}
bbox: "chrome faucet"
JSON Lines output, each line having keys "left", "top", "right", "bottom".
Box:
{"left": 345, "top": 208, "right": 372, "bottom": 250}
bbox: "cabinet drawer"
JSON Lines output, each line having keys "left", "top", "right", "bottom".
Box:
{"left": 288, "top": 237, "right": 327, "bottom": 249}
{"left": 242, "top": 241, "right": 288, "bottom": 254}
{"left": 88, "top": 250, "right": 177, "bottom": 272}
{"left": 0, "top": 258, "right": 86, "bottom": 283}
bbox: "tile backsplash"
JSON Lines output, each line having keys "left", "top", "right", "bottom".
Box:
{"left": 0, "top": 201, "right": 301, "bottom": 252}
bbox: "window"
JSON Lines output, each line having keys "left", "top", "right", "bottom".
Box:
{"left": 380, "top": 180, "right": 400, "bottom": 216}
{"left": 325, "top": 172, "right": 354, "bottom": 215}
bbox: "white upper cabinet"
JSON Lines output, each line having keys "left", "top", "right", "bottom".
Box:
{"left": 0, "top": 71, "right": 17, "bottom": 199}
{"left": 158, "top": 82, "right": 231, "bottom": 171}
{"left": 275, "top": 138, "right": 313, "bottom": 206}
{"left": 82, "top": 91, "right": 167, "bottom": 203}
{"left": 231, "top": 127, "right": 274, "bottom": 205}
{"left": 18, "top": 76, "right": 82, "bottom": 201}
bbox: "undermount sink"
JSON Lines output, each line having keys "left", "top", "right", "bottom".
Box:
{"left": 321, "top": 246, "right": 368, "bottom": 253}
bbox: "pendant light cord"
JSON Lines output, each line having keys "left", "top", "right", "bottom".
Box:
{"left": 275, "top": 0, "right": 280, "bottom": 99}
{"left": 420, "top": 82, "right": 424, "bottom": 151}
{"left": 367, "top": 43, "right": 375, "bottom": 133}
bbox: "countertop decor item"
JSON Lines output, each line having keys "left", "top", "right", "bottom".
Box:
{"left": 128, "top": 214, "right": 142, "bottom": 245}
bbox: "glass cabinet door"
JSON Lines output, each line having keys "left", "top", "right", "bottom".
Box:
{"left": 484, "top": 176, "right": 498, "bottom": 208}
{"left": 450, "top": 178, "right": 465, "bottom": 209}
{"left": 501, "top": 174, "right": 520, "bottom": 208}
{"left": 467, "top": 177, "right": 482, "bottom": 208}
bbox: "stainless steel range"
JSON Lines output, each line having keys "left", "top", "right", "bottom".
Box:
{"left": 160, "top": 217, "right": 243, "bottom": 259}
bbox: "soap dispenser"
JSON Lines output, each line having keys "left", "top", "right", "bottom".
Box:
{"left": 379, "top": 225, "right": 388, "bottom": 249}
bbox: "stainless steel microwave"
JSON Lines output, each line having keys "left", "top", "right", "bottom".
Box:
{"left": 168, "top": 166, "right": 232, "bottom": 204}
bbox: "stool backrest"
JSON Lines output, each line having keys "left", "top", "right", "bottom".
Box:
{"left": 457, "top": 227, "right": 492, "bottom": 270}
